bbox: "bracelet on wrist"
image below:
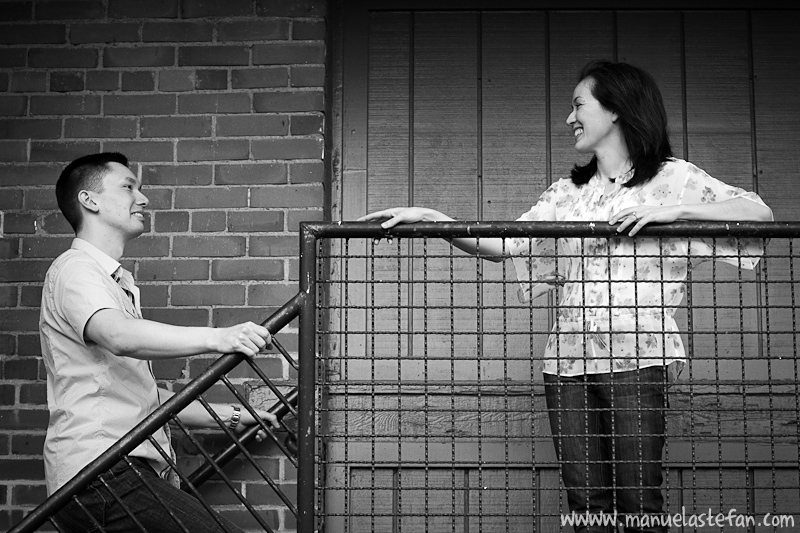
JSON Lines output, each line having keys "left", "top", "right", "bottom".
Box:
{"left": 228, "top": 405, "right": 241, "bottom": 432}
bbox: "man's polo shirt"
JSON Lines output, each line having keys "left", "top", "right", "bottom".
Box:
{"left": 40, "top": 238, "right": 172, "bottom": 494}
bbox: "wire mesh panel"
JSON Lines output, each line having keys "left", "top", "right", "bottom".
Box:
{"left": 314, "top": 222, "right": 800, "bottom": 533}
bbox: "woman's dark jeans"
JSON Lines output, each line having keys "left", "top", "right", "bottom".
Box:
{"left": 544, "top": 367, "right": 668, "bottom": 533}
{"left": 55, "top": 457, "right": 243, "bottom": 533}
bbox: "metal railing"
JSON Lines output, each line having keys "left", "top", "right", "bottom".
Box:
{"left": 8, "top": 293, "right": 305, "bottom": 533}
{"left": 10, "top": 220, "right": 800, "bottom": 533}
{"left": 307, "top": 220, "right": 800, "bottom": 533}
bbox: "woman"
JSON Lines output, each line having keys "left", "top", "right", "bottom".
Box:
{"left": 358, "top": 60, "right": 773, "bottom": 532}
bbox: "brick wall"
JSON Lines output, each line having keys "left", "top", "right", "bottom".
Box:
{"left": 0, "top": 0, "right": 327, "bottom": 530}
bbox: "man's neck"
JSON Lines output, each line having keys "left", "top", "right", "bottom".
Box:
{"left": 75, "top": 228, "right": 127, "bottom": 261}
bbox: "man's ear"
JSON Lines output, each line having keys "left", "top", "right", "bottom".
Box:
{"left": 78, "top": 190, "right": 99, "bottom": 213}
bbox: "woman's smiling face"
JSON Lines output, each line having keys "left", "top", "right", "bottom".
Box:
{"left": 566, "top": 77, "right": 619, "bottom": 155}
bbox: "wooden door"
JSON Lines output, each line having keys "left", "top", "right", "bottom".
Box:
{"left": 329, "top": 2, "right": 800, "bottom": 530}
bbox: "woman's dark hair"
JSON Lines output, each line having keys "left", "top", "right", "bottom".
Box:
{"left": 56, "top": 152, "right": 129, "bottom": 232}
{"left": 569, "top": 60, "right": 673, "bottom": 187}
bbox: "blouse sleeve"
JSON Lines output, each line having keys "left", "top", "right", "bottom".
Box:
{"left": 679, "top": 163, "right": 770, "bottom": 270}
{"left": 506, "top": 180, "right": 565, "bottom": 302}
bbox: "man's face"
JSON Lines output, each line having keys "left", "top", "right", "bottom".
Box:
{"left": 89, "top": 162, "right": 149, "bottom": 240}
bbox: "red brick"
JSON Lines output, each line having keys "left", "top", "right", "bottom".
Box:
{"left": 47, "top": 70, "right": 85, "bottom": 91}
{"left": 293, "top": 20, "right": 325, "bottom": 40}
{"left": 0, "top": 96, "right": 28, "bottom": 116}
{"left": 9, "top": 483, "right": 46, "bottom": 512}
{"left": 104, "top": 46, "right": 175, "bottom": 67}
{"left": 217, "top": 20, "right": 290, "bottom": 41}
{"left": 104, "top": 94, "right": 176, "bottom": 115}
{"left": 286, "top": 209, "right": 323, "bottom": 231}
{"left": 215, "top": 163, "right": 287, "bottom": 185}
{"left": 253, "top": 91, "right": 323, "bottom": 113}
{"left": 287, "top": 257, "right": 298, "bottom": 280}
{"left": 178, "top": 46, "right": 249, "bottom": 67}
{"left": 0, "top": 23, "right": 65, "bottom": 44}
{"left": 177, "top": 140, "right": 249, "bottom": 162}
{"left": 211, "top": 259, "right": 283, "bottom": 281}
{"left": 0, "top": 189, "right": 23, "bottom": 210}
{"left": 0, "top": 308, "right": 42, "bottom": 331}
{"left": 0, "top": 164, "right": 60, "bottom": 187}
{"left": 195, "top": 70, "right": 227, "bottom": 90}
{"left": 86, "top": 70, "right": 120, "bottom": 91}
{"left": 139, "top": 284, "right": 168, "bottom": 307}
{"left": 109, "top": 0, "right": 179, "bottom": 19}
{"left": 142, "top": 308, "right": 209, "bottom": 327}
{"left": 0, "top": 2, "right": 33, "bottom": 21}
{"left": 24, "top": 189, "right": 58, "bottom": 209}
{"left": 28, "top": 48, "right": 98, "bottom": 68}
{"left": 173, "top": 236, "right": 246, "bottom": 257}
{"left": 255, "top": 0, "right": 326, "bottom": 17}
{"left": 290, "top": 114, "right": 323, "bottom": 135}
{"left": 191, "top": 211, "right": 226, "bottom": 232}
{"left": 231, "top": 67, "right": 287, "bottom": 89}
{"left": 4, "top": 213, "right": 36, "bottom": 234}
{"left": 0, "top": 458, "right": 45, "bottom": 480}
{"left": 41, "top": 212, "right": 73, "bottom": 234}
{"left": 16, "top": 334, "right": 40, "bottom": 355}
{"left": 21, "top": 237, "right": 71, "bottom": 258}
{"left": 251, "top": 137, "right": 323, "bottom": 160}
{"left": 291, "top": 65, "right": 324, "bottom": 87}
{"left": 124, "top": 236, "right": 169, "bottom": 257}
{"left": 65, "top": 117, "right": 137, "bottom": 138}
{"left": 142, "top": 21, "right": 213, "bottom": 42}
{"left": 0, "top": 359, "right": 41, "bottom": 379}
{"left": 69, "top": 22, "right": 139, "bottom": 44}
{"left": 135, "top": 188, "right": 171, "bottom": 209}
{"left": 171, "top": 284, "right": 245, "bottom": 306}
{"left": 102, "top": 141, "right": 173, "bottom": 162}
{"left": 154, "top": 211, "right": 189, "bottom": 232}
{"left": 227, "top": 211, "right": 283, "bottom": 233}
{"left": 0, "top": 287, "right": 16, "bottom": 307}
{"left": 246, "top": 482, "right": 296, "bottom": 506}
{"left": 152, "top": 358, "right": 185, "bottom": 380}
{"left": 10, "top": 72, "right": 45, "bottom": 92}
{"left": 141, "top": 116, "right": 211, "bottom": 139}
{"left": 122, "top": 71, "right": 155, "bottom": 91}
{"left": 176, "top": 187, "right": 248, "bottom": 209}
{"left": 216, "top": 115, "right": 287, "bottom": 137}
{"left": 251, "top": 184, "right": 323, "bottom": 208}
{"left": 137, "top": 259, "right": 209, "bottom": 281}
{"left": 142, "top": 165, "right": 212, "bottom": 186}
{"left": 30, "top": 95, "right": 101, "bottom": 115}
{"left": 20, "top": 286, "right": 42, "bottom": 307}
{"left": 11, "top": 434, "right": 45, "bottom": 456}
{"left": 253, "top": 42, "right": 324, "bottom": 65}
{"left": 0, "top": 119, "right": 60, "bottom": 139}
{"left": 30, "top": 141, "right": 101, "bottom": 163}
{"left": 0, "top": 383, "right": 15, "bottom": 404}
{"left": 249, "top": 236, "right": 298, "bottom": 257}
{"left": 177, "top": 93, "right": 250, "bottom": 114}
{"left": 0, "top": 238, "right": 20, "bottom": 260}
{"left": 247, "top": 283, "right": 298, "bottom": 306}
{"left": 35, "top": 0, "right": 104, "bottom": 20}
{"left": 19, "top": 383, "right": 46, "bottom": 405}
{"left": 0, "top": 141, "right": 27, "bottom": 162}
{"left": 157, "top": 70, "right": 194, "bottom": 92}
{"left": 0, "top": 50, "right": 26, "bottom": 70}
{"left": 182, "top": 0, "right": 253, "bottom": 18}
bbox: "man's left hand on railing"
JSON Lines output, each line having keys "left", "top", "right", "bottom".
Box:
{"left": 231, "top": 405, "right": 280, "bottom": 442}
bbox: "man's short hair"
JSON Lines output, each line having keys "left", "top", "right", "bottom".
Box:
{"left": 56, "top": 152, "right": 129, "bottom": 232}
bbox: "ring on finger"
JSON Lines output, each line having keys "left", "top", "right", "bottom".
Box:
{"left": 630, "top": 211, "right": 637, "bottom": 220}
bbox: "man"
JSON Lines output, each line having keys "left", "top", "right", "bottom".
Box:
{"left": 41, "top": 152, "right": 277, "bottom": 532}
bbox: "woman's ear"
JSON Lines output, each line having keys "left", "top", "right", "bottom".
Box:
{"left": 78, "top": 190, "right": 99, "bottom": 213}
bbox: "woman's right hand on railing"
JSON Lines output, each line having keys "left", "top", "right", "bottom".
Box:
{"left": 357, "top": 206, "right": 453, "bottom": 229}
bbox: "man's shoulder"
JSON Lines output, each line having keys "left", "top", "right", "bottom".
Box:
{"left": 46, "top": 248, "right": 104, "bottom": 285}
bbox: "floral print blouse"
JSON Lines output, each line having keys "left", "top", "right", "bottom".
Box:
{"left": 507, "top": 158, "right": 771, "bottom": 377}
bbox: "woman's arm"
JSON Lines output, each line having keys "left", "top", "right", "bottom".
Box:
{"left": 610, "top": 197, "right": 774, "bottom": 237}
{"left": 357, "top": 206, "right": 508, "bottom": 262}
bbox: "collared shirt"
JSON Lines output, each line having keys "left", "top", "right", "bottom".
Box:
{"left": 40, "top": 238, "right": 172, "bottom": 494}
{"left": 508, "top": 158, "right": 771, "bottom": 377}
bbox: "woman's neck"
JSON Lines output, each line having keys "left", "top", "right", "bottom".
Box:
{"left": 595, "top": 149, "right": 631, "bottom": 183}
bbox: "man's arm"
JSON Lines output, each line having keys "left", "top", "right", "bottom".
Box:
{"left": 158, "top": 388, "right": 279, "bottom": 435}
{"left": 84, "top": 308, "right": 270, "bottom": 359}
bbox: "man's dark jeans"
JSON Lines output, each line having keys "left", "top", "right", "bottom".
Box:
{"left": 544, "top": 367, "right": 668, "bottom": 533}
{"left": 55, "top": 457, "right": 243, "bottom": 533}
